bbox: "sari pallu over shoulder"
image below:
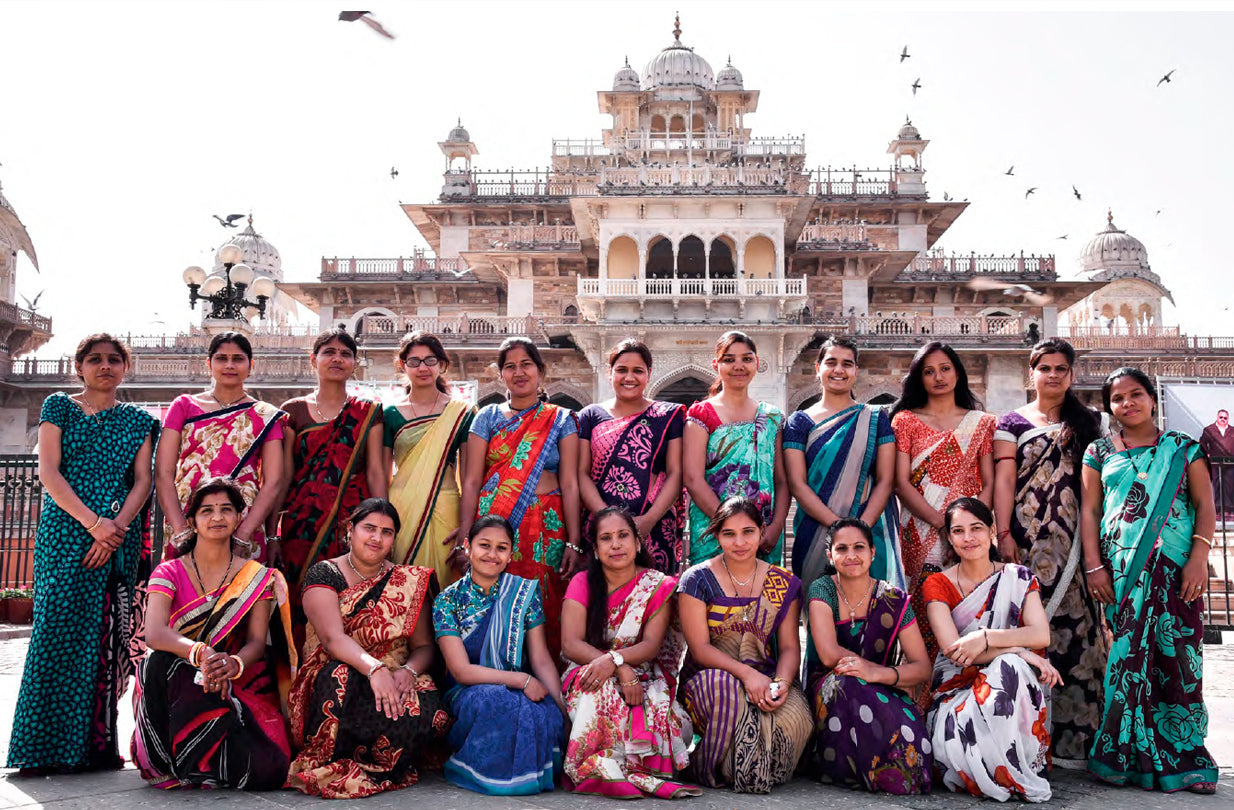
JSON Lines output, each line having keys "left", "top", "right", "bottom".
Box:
{"left": 479, "top": 403, "right": 572, "bottom": 532}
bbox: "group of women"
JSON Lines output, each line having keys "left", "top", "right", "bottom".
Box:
{"left": 6, "top": 326, "right": 1219, "bottom": 800}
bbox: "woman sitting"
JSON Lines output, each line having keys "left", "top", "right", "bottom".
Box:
{"left": 433, "top": 515, "right": 566, "bottom": 795}
{"left": 677, "top": 497, "right": 812, "bottom": 794}
{"left": 287, "top": 498, "right": 447, "bottom": 798}
{"left": 132, "top": 477, "right": 295, "bottom": 790}
{"left": 560, "top": 507, "right": 699, "bottom": 799}
{"left": 925, "top": 497, "right": 1061, "bottom": 803}
{"left": 806, "top": 518, "right": 932, "bottom": 794}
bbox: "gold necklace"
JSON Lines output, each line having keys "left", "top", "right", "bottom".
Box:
{"left": 347, "top": 551, "right": 386, "bottom": 581}
{"left": 210, "top": 389, "right": 248, "bottom": 408}
{"left": 407, "top": 392, "right": 441, "bottom": 420}
{"left": 956, "top": 561, "right": 996, "bottom": 598}
{"left": 311, "top": 393, "right": 344, "bottom": 423}
{"left": 721, "top": 557, "right": 758, "bottom": 620}
{"left": 837, "top": 576, "right": 875, "bottom": 620}
{"left": 1121, "top": 429, "right": 1160, "bottom": 482}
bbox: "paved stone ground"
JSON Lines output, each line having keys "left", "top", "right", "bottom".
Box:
{"left": 0, "top": 631, "right": 1232, "bottom": 809}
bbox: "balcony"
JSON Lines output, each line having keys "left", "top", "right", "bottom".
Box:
{"left": 355, "top": 314, "right": 541, "bottom": 346}
{"left": 1074, "top": 356, "right": 1234, "bottom": 385}
{"left": 1059, "top": 327, "right": 1234, "bottom": 353}
{"left": 902, "top": 253, "right": 1057, "bottom": 281}
{"left": 807, "top": 168, "right": 903, "bottom": 198}
{"left": 9, "top": 355, "right": 316, "bottom": 385}
{"left": 823, "top": 314, "right": 1027, "bottom": 347}
{"left": 796, "top": 223, "right": 880, "bottom": 251}
{"left": 579, "top": 276, "right": 806, "bottom": 299}
{"left": 319, "top": 256, "right": 467, "bottom": 281}
{"left": 482, "top": 224, "right": 579, "bottom": 251}
{"left": 597, "top": 165, "right": 805, "bottom": 195}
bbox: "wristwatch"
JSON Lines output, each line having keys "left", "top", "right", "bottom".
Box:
{"left": 607, "top": 650, "right": 624, "bottom": 667}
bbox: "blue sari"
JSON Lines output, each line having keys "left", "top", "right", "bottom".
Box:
{"left": 433, "top": 572, "right": 564, "bottom": 795}
{"left": 784, "top": 405, "right": 903, "bottom": 590}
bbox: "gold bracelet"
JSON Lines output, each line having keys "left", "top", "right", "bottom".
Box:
{"left": 228, "top": 654, "right": 245, "bottom": 681}
{"left": 620, "top": 678, "right": 639, "bottom": 687}
{"left": 1193, "top": 534, "right": 1213, "bottom": 547}
{"left": 84, "top": 514, "right": 103, "bottom": 533}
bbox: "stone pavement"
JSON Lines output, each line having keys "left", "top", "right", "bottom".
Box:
{"left": 0, "top": 632, "right": 1232, "bottom": 809}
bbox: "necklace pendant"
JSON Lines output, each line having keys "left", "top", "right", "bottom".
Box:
{"left": 1137, "top": 471, "right": 1148, "bottom": 481}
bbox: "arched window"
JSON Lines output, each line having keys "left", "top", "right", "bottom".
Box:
{"left": 606, "top": 235, "right": 638, "bottom": 279}
{"left": 549, "top": 394, "right": 584, "bottom": 412}
{"left": 710, "top": 236, "right": 735, "bottom": 278}
{"left": 867, "top": 393, "right": 896, "bottom": 405}
{"left": 744, "top": 235, "right": 776, "bottom": 279}
{"left": 478, "top": 393, "right": 505, "bottom": 408}
{"left": 669, "top": 115, "right": 686, "bottom": 135}
{"left": 678, "top": 236, "right": 706, "bottom": 279}
{"left": 656, "top": 375, "right": 712, "bottom": 408}
{"left": 647, "top": 237, "right": 674, "bottom": 279}
{"left": 563, "top": 305, "right": 579, "bottom": 323}
{"left": 650, "top": 114, "right": 667, "bottom": 134}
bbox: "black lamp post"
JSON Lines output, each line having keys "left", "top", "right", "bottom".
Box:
{"left": 182, "top": 244, "right": 276, "bottom": 320}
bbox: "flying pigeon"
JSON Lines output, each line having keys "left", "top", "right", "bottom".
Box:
{"left": 1157, "top": 69, "right": 1175, "bottom": 87}
{"left": 339, "top": 11, "right": 395, "bottom": 39}
{"left": 911, "top": 78, "right": 922, "bottom": 96}
{"left": 900, "top": 46, "right": 910, "bottom": 63}
{"left": 213, "top": 214, "right": 244, "bottom": 228}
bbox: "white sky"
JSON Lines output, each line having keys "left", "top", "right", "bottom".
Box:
{"left": 2, "top": 0, "right": 1232, "bottom": 357}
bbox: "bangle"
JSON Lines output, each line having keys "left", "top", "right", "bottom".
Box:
{"left": 267, "top": 535, "right": 281, "bottom": 544}
{"left": 997, "top": 529, "right": 1011, "bottom": 540}
{"left": 84, "top": 514, "right": 103, "bottom": 533}
{"left": 1084, "top": 564, "right": 1105, "bottom": 574}
{"left": 366, "top": 660, "right": 385, "bottom": 678}
{"left": 1193, "top": 534, "right": 1213, "bottom": 547}
{"left": 188, "top": 641, "right": 206, "bottom": 667}
{"left": 228, "top": 654, "right": 245, "bottom": 681}
{"left": 522, "top": 673, "right": 532, "bottom": 690}
{"left": 171, "top": 527, "right": 193, "bottom": 544}
{"left": 620, "top": 677, "right": 639, "bottom": 687}
{"left": 890, "top": 666, "right": 900, "bottom": 687}
{"left": 564, "top": 542, "right": 584, "bottom": 555}
{"left": 401, "top": 662, "right": 419, "bottom": 678}
{"left": 982, "top": 629, "right": 990, "bottom": 652}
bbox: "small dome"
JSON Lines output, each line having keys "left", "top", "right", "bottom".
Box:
{"left": 715, "top": 57, "right": 743, "bottom": 90}
{"left": 642, "top": 16, "right": 714, "bottom": 91}
{"left": 446, "top": 119, "right": 470, "bottom": 143}
{"left": 613, "top": 58, "right": 640, "bottom": 91}
{"left": 1081, "top": 211, "right": 1148, "bottom": 273}
{"left": 898, "top": 117, "right": 921, "bottom": 140}
{"left": 214, "top": 216, "right": 282, "bottom": 281}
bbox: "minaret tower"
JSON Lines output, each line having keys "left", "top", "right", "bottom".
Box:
{"left": 439, "top": 120, "right": 478, "bottom": 199}
{"left": 887, "top": 117, "right": 928, "bottom": 196}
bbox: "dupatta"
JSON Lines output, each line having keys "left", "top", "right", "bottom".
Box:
{"left": 390, "top": 399, "right": 472, "bottom": 567}
{"left": 478, "top": 403, "right": 572, "bottom": 529}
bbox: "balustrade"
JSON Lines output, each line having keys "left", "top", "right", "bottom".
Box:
{"left": 578, "top": 276, "right": 806, "bottom": 299}
{"left": 321, "top": 256, "right": 464, "bottom": 278}
{"left": 905, "top": 254, "right": 1057, "bottom": 277}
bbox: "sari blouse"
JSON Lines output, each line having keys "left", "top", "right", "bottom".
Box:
{"left": 677, "top": 563, "right": 801, "bottom": 674}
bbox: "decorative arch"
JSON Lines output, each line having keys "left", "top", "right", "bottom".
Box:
{"left": 646, "top": 235, "right": 675, "bottom": 279}
{"left": 346, "top": 307, "right": 400, "bottom": 335}
{"left": 866, "top": 391, "right": 898, "bottom": 405}
{"left": 477, "top": 392, "right": 505, "bottom": 408}
{"left": 476, "top": 381, "right": 506, "bottom": 403}
{"left": 544, "top": 381, "right": 592, "bottom": 409}
{"left": 744, "top": 234, "right": 777, "bottom": 279}
{"left": 607, "top": 235, "right": 639, "bottom": 279}
{"left": 649, "top": 363, "right": 716, "bottom": 397}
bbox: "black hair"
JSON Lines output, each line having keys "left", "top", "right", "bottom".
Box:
{"left": 74, "top": 333, "right": 130, "bottom": 380}
{"left": 347, "top": 497, "right": 401, "bottom": 536}
{"left": 942, "top": 497, "right": 1001, "bottom": 562}
{"left": 497, "top": 337, "right": 548, "bottom": 402}
{"left": 1028, "top": 338, "right": 1099, "bottom": 459}
{"left": 181, "top": 476, "right": 246, "bottom": 553}
{"left": 709, "top": 331, "right": 758, "bottom": 397}
{"left": 1101, "top": 366, "right": 1157, "bottom": 418}
{"left": 399, "top": 331, "right": 450, "bottom": 394}
{"left": 313, "top": 328, "right": 358, "bottom": 356}
{"left": 607, "top": 339, "right": 653, "bottom": 370}
{"left": 815, "top": 335, "right": 860, "bottom": 365}
{"left": 468, "top": 513, "right": 515, "bottom": 544}
{"left": 704, "top": 496, "right": 766, "bottom": 545}
{"left": 207, "top": 331, "right": 253, "bottom": 362}
{"left": 891, "top": 341, "right": 982, "bottom": 416}
{"left": 816, "top": 517, "right": 875, "bottom": 576}
{"left": 584, "top": 506, "right": 654, "bottom": 650}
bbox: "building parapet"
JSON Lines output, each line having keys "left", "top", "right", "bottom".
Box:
{"left": 578, "top": 276, "right": 807, "bottom": 299}
{"left": 551, "top": 134, "right": 806, "bottom": 157}
{"left": 1059, "top": 327, "right": 1234, "bottom": 353}
{"left": 0, "top": 301, "right": 52, "bottom": 334}
{"left": 900, "top": 253, "right": 1057, "bottom": 280}
{"left": 320, "top": 256, "right": 468, "bottom": 281}
{"left": 10, "top": 354, "right": 316, "bottom": 384}
{"left": 1074, "top": 356, "right": 1234, "bottom": 385}
{"left": 486, "top": 224, "right": 579, "bottom": 250}
{"left": 354, "top": 314, "right": 541, "bottom": 345}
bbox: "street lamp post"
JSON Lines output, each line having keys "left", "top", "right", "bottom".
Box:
{"left": 182, "top": 244, "right": 277, "bottom": 320}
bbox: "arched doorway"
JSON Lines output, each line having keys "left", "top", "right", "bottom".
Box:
{"left": 710, "top": 236, "right": 735, "bottom": 278}
{"left": 677, "top": 236, "right": 706, "bottom": 279}
{"left": 478, "top": 393, "right": 505, "bottom": 408}
{"left": 647, "top": 237, "right": 674, "bottom": 279}
{"left": 744, "top": 235, "right": 776, "bottom": 279}
{"left": 656, "top": 375, "right": 712, "bottom": 408}
{"left": 867, "top": 393, "right": 896, "bottom": 406}
{"left": 549, "top": 394, "right": 584, "bottom": 412}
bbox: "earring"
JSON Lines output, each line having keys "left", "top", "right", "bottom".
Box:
{"left": 342, "top": 531, "right": 352, "bottom": 549}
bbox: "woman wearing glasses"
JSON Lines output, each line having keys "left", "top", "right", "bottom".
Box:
{"left": 384, "top": 332, "right": 475, "bottom": 588}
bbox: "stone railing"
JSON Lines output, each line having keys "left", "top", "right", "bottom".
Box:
{"left": 320, "top": 257, "right": 466, "bottom": 280}
{"left": 487, "top": 224, "right": 579, "bottom": 249}
{"left": 597, "top": 165, "right": 804, "bottom": 194}
{"left": 578, "top": 277, "right": 807, "bottom": 299}
{"left": 796, "top": 223, "right": 881, "bottom": 251}
{"left": 0, "top": 300, "right": 52, "bottom": 333}
{"left": 355, "top": 314, "right": 540, "bottom": 344}
{"left": 837, "top": 314, "right": 1025, "bottom": 342}
{"left": 903, "top": 253, "right": 1057, "bottom": 279}
{"left": 1060, "top": 328, "right": 1234, "bottom": 353}
{"left": 1075, "top": 356, "right": 1234, "bottom": 383}
{"left": 123, "top": 327, "right": 322, "bottom": 354}
{"left": 9, "top": 354, "right": 316, "bottom": 383}
{"left": 807, "top": 168, "right": 899, "bottom": 198}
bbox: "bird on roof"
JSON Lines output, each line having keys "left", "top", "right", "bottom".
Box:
{"left": 900, "top": 46, "right": 911, "bottom": 63}
{"left": 213, "top": 214, "right": 244, "bottom": 228}
{"left": 943, "top": 191, "right": 952, "bottom": 201}
{"left": 911, "top": 78, "right": 922, "bottom": 95}
{"left": 339, "top": 10, "right": 395, "bottom": 39}
{"left": 1004, "top": 165, "right": 1015, "bottom": 176}
{"left": 1025, "top": 187, "right": 1037, "bottom": 198}
{"left": 1072, "top": 185, "right": 1082, "bottom": 200}
{"left": 1157, "top": 69, "right": 1175, "bottom": 86}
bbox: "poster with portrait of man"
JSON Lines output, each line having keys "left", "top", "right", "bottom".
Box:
{"left": 1160, "top": 378, "right": 1234, "bottom": 519}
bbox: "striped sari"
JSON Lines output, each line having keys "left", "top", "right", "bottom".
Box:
{"left": 132, "top": 559, "right": 295, "bottom": 790}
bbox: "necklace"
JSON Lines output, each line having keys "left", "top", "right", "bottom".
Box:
{"left": 347, "top": 551, "right": 385, "bottom": 581}
{"left": 75, "top": 393, "right": 113, "bottom": 428}
{"left": 721, "top": 557, "right": 758, "bottom": 620}
{"left": 1121, "top": 429, "right": 1160, "bottom": 481}
{"left": 956, "top": 561, "right": 996, "bottom": 599}
{"left": 210, "top": 389, "right": 248, "bottom": 409}
{"left": 190, "top": 550, "right": 235, "bottom": 604}
{"left": 837, "top": 576, "right": 875, "bottom": 620}
{"left": 407, "top": 392, "right": 442, "bottom": 420}
{"left": 311, "top": 393, "right": 344, "bottom": 423}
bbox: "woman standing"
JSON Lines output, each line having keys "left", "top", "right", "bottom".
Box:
{"left": 677, "top": 498, "right": 812, "bottom": 793}
{"left": 458, "top": 337, "right": 582, "bottom": 661}
{"left": 993, "top": 338, "right": 1106, "bottom": 768}
{"left": 433, "top": 515, "right": 567, "bottom": 795}
{"left": 274, "top": 329, "right": 385, "bottom": 632}
{"left": 925, "top": 498, "right": 1061, "bottom": 803}
{"left": 1081, "top": 368, "right": 1217, "bottom": 793}
{"left": 132, "top": 478, "right": 296, "bottom": 790}
{"left": 891, "top": 341, "right": 995, "bottom": 662}
{"left": 8, "top": 335, "right": 158, "bottom": 774}
{"left": 384, "top": 332, "right": 475, "bottom": 588}
{"left": 155, "top": 331, "right": 285, "bottom": 563}
{"left": 806, "top": 519, "right": 932, "bottom": 794}
{"left": 683, "top": 332, "right": 788, "bottom": 566}
{"left": 287, "top": 499, "right": 447, "bottom": 799}
{"left": 785, "top": 336, "right": 902, "bottom": 589}
{"left": 560, "top": 507, "right": 698, "bottom": 799}
{"left": 578, "top": 340, "right": 686, "bottom": 574}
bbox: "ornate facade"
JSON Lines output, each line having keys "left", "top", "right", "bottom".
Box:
{"left": 0, "top": 20, "right": 1231, "bottom": 451}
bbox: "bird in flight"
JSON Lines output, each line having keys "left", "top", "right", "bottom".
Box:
{"left": 1025, "top": 187, "right": 1037, "bottom": 198}
{"left": 213, "top": 214, "right": 244, "bottom": 228}
{"left": 1157, "top": 69, "right": 1175, "bottom": 87}
{"left": 390, "top": 166, "right": 399, "bottom": 179}
{"left": 1004, "top": 165, "right": 1015, "bottom": 176}
{"left": 19, "top": 291, "right": 44, "bottom": 311}
{"left": 968, "top": 278, "right": 1054, "bottom": 306}
{"left": 911, "top": 78, "right": 922, "bottom": 95}
{"left": 1072, "top": 185, "right": 1082, "bottom": 201}
{"left": 339, "top": 10, "right": 395, "bottom": 39}
{"left": 900, "top": 46, "right": 910, "bottom": 63}
{"left": 1057, "top": 234, "right": 1069, "bottom": 240}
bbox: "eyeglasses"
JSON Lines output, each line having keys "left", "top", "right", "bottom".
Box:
{"left": 403, "top": 356, "right": 440, "bottom": 368}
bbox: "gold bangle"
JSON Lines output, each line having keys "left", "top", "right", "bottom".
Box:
{"left": 1193, "top": 534, "right": 1213, "bottom": 547}
{"left": 620, "top": 678, "right": 639, "bottom": 687}
{"left": 228, "top": 654, "right": 245, "bottom": 681}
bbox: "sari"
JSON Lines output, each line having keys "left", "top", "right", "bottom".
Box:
{"left": 387, "top": 399, "right": 475, "bottom": 588}
{"left": 279, "top": 396, "right": 380, "bottom": 599}
{"left": 805, "top": 576, "right": 932, "bottom": 794}
{"left": 785, "top": 405, "right": 904, "bottom": 590}
{"left": 8, "top": 394, "right": 158, "bottom": 772}
{"left": 1083, "top": 431, "right": 1217, "bottom": 792}
{"left": 892, "top": 409, "right": 995, "bottom": 665}
{"left": 475, "top": 402, "right": 575, "bottom": 661}
{"left": 996, "top": 412, "right": 1107, "bottom": 766}
{"left": 678, "top": 563, "right": 812, "bottom": 794}
{"left": 685, "top": 401, "right": 784, "bottom": 566}
{"left": 433, "top": 572, "right": 565, "bottom": 795}
{"left": 561, "top": 570, "right": 697, "bottom": 799}
{"left": 132, "top": 559, "right": 296, "bottom": 790}
{"left": 580, "top": 402, "right": 686, "bottom": 574}
{"left": 163, "top": 395, "right": 286, "bottom": 563}
{"left": 925, "top": 564, "right": 1051, "bottom": 803}
{"left": 288, "top": 563, "right": 449, "bottom": 798}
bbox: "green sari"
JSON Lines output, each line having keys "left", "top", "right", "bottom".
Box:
{"left": 1082, "top": 430, "right": 1217, "bottom": 792}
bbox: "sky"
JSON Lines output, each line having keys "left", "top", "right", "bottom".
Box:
{"left": 1, "top": 0, "right": 1232, "bottom": 357}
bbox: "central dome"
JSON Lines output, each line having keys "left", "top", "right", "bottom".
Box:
{"left": 1081, "top": 211, "right": 1148, "bottom": 273}
{"left": 642, "top": 17, "right": 714, "bottom": 91}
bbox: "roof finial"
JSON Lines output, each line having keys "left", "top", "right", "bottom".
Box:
{"left": 673, "top": 12, "right": 681, "bottom": 41}
{"left": 1107, "top": 208, "right": 1114, "bottom": 226}
{"left": 457, "top": 116, "right": 462, "bottom": 127}
{"left": 624, "top": 55, "right": 630, "bottom": 67}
